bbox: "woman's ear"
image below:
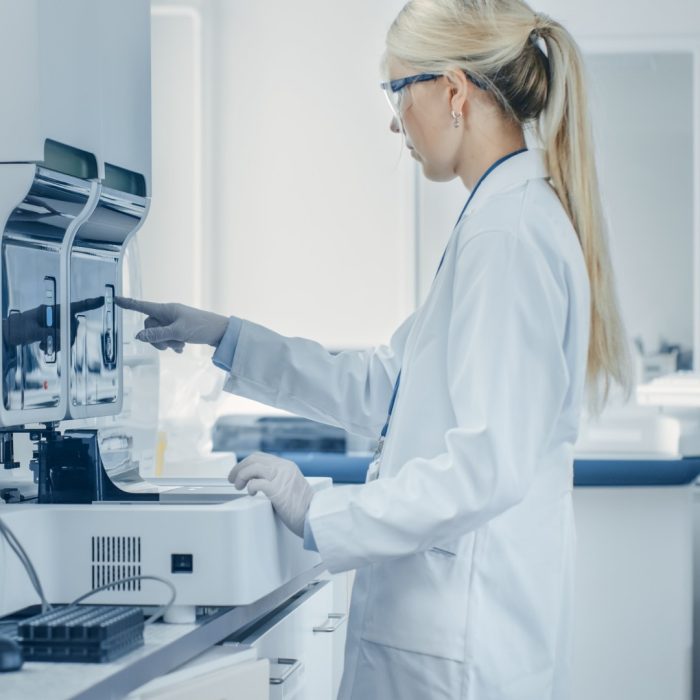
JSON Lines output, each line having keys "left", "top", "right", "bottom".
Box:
{"left": 444, "top": 69, "right": 470, "bottom": 118}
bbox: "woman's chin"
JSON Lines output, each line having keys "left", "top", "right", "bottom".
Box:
{"left": 421, "top": 161, "right": 456, "bottom": 183}
{"left": 420, "top": 162, "right": 441, "bottom": 181}
{"left": 411, "top": 152, "right": 452, "bottom": 182}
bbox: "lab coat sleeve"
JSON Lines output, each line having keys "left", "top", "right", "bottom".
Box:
{"left": 221, "top": 313, "right": 417, "bottom": 438}
{"left": 211, "top": 316, "right": 243, "bottom": 372}
{"left": 307, "top": 229, "right": 571, "bottom": 573}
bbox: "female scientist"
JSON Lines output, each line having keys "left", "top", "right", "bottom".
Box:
{"left": 119, "top": 0, "right": 630, "bottom": 697}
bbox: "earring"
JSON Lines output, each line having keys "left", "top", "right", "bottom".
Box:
{"left": 451, "top": 110, "right": 461, "bottom": 128}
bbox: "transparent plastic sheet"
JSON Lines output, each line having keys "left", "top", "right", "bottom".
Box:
{"left": 118, "top": 239, "right": 233, "bottom": 479}
{"left": 156, "top": 346, "right": 234, "bottom": 477}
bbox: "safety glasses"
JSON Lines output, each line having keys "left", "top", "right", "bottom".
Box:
{"left": 380, "top": 73, "right": 440, "bottom": 121}
{"left": 379, "top": 71, "right": 490, "bottom": 121}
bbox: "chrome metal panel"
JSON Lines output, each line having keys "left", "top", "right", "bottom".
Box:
{"left": 68, "top": 187, "right": 147, "bottom": 416}
{"left": 1, "top": 168, "right": 92, "bottom": 421}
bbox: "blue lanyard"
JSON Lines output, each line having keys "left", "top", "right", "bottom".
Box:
{"left": 378, "top": 147, "right": 528, "bottom": 443}
{"left": 455, "top": 147, "right": 528, "bottom": 228}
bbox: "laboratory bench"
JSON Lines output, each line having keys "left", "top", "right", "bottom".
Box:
{"left": 5, "top": 453, "right": 697, "bottom": 700}
{"left": 0, "top": 563, "right": 350, "bottom": 700}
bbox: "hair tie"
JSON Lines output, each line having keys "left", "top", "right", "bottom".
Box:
{"left": 530, "top": 12, "right": 551, "bottom": 52}
{"left": 532, "top": 12, "right": 552, "bottom": 33}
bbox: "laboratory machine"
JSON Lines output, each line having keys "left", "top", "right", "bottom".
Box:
{"left": 0, "top": 2, "right": 335, "bottom": 697}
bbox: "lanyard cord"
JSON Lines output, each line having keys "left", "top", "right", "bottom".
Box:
{"left": 378, "top": 147, "right": 528, "bottom": 444}
{"left": 453, "top": 147, "right": 528, "bottom": 229}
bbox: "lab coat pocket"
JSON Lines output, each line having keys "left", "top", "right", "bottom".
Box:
{"left": 360, "top": 534, "right": 475, "bottom": 663}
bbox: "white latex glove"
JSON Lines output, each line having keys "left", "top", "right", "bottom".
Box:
{"left": 117, "top": 297, "right": 229, "bottom": 352}
{"left": 228, "top": 452, "right": 314, "bottom": 538}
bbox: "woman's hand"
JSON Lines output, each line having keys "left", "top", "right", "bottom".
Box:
{"left": 116, "top": 297, "right": 229, "bottom": 352}
{"left": 229, "top": 452, "right": 314, "bottom": 538}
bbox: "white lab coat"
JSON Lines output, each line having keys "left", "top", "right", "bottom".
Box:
{"left": 222, "top": 149, "right": 590, "bottom": 699}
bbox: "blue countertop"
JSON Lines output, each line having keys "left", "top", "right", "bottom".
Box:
{"left": 247, "top": 452, "right": 700, "bottom": 487}
{"left": 573, "top": 458, "right": 700, "bottom": 487}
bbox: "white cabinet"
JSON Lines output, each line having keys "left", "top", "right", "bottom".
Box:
{"left": 328, "top": 572, "right": 351, "bottom": 698}
{"left": 573, "top": 486, "right": 694, "bottom": 700}
{"left": 128, "top": 646, "right": 269, "bottom": 700}
{"left": 232, "top": 579, "right": 345, "bottom": 700}
{"left": 129, "top": 577, "right": 347, "bottom": 700}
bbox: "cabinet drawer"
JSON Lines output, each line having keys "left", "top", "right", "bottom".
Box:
{"left": 229, "top": 580, "right": 345, "bottom": 700}
{"left": 129, "top": 648, "right": 269, "bottom": 700}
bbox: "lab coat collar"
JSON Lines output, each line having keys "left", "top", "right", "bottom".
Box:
{"left": 461, "top": 148, "right": 549, "bottom": 222}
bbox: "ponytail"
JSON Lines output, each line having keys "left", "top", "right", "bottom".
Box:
{"left": 386, "top": 0, "right": 632, "bottom": 411}
{"left": 536, "top": 17, "right": 632, "bottom": 409}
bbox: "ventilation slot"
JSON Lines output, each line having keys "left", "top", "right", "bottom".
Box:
{"left": 91, "top": 536, "right": 142, "bottom": 591}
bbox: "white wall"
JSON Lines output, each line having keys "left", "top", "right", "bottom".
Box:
{"left": 139, "top": 3, "right": 204, "bottom": 307}
{"left": 143, "top": 0, "right": 413, "bottom": 351}
{"left": 534, "top": 0, "right": 700, "bottom": 36}
{"left": 587, "top": 51, "right": 694, "bottom": 356}
{"left": 208, "top": 0, "right": 414, "bottom": 348}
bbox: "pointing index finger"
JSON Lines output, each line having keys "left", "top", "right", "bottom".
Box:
{"left": 116, "top": 296, "right": 164, "bottom": 318}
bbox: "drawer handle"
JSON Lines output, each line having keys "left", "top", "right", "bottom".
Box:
{"left": 313, "top": 613, "right": 347, "bottom": 633}
{"left": 270, "top": 657, "right": 302, "bottom": 685}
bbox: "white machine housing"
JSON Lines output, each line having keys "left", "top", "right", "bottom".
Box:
{"left": 0, "top": 479, "right": 329, "bottom": 618}
{"left": 0, "top": 0, "right": 151, "bottom": 426}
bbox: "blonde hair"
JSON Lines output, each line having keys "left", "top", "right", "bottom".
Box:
{"left": 387, "top": 0, "right": 632, "bottom": 410}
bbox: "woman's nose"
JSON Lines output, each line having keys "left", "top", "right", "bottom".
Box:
{"left": 389, "top": 116, "right": 401, "bottom": 134}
